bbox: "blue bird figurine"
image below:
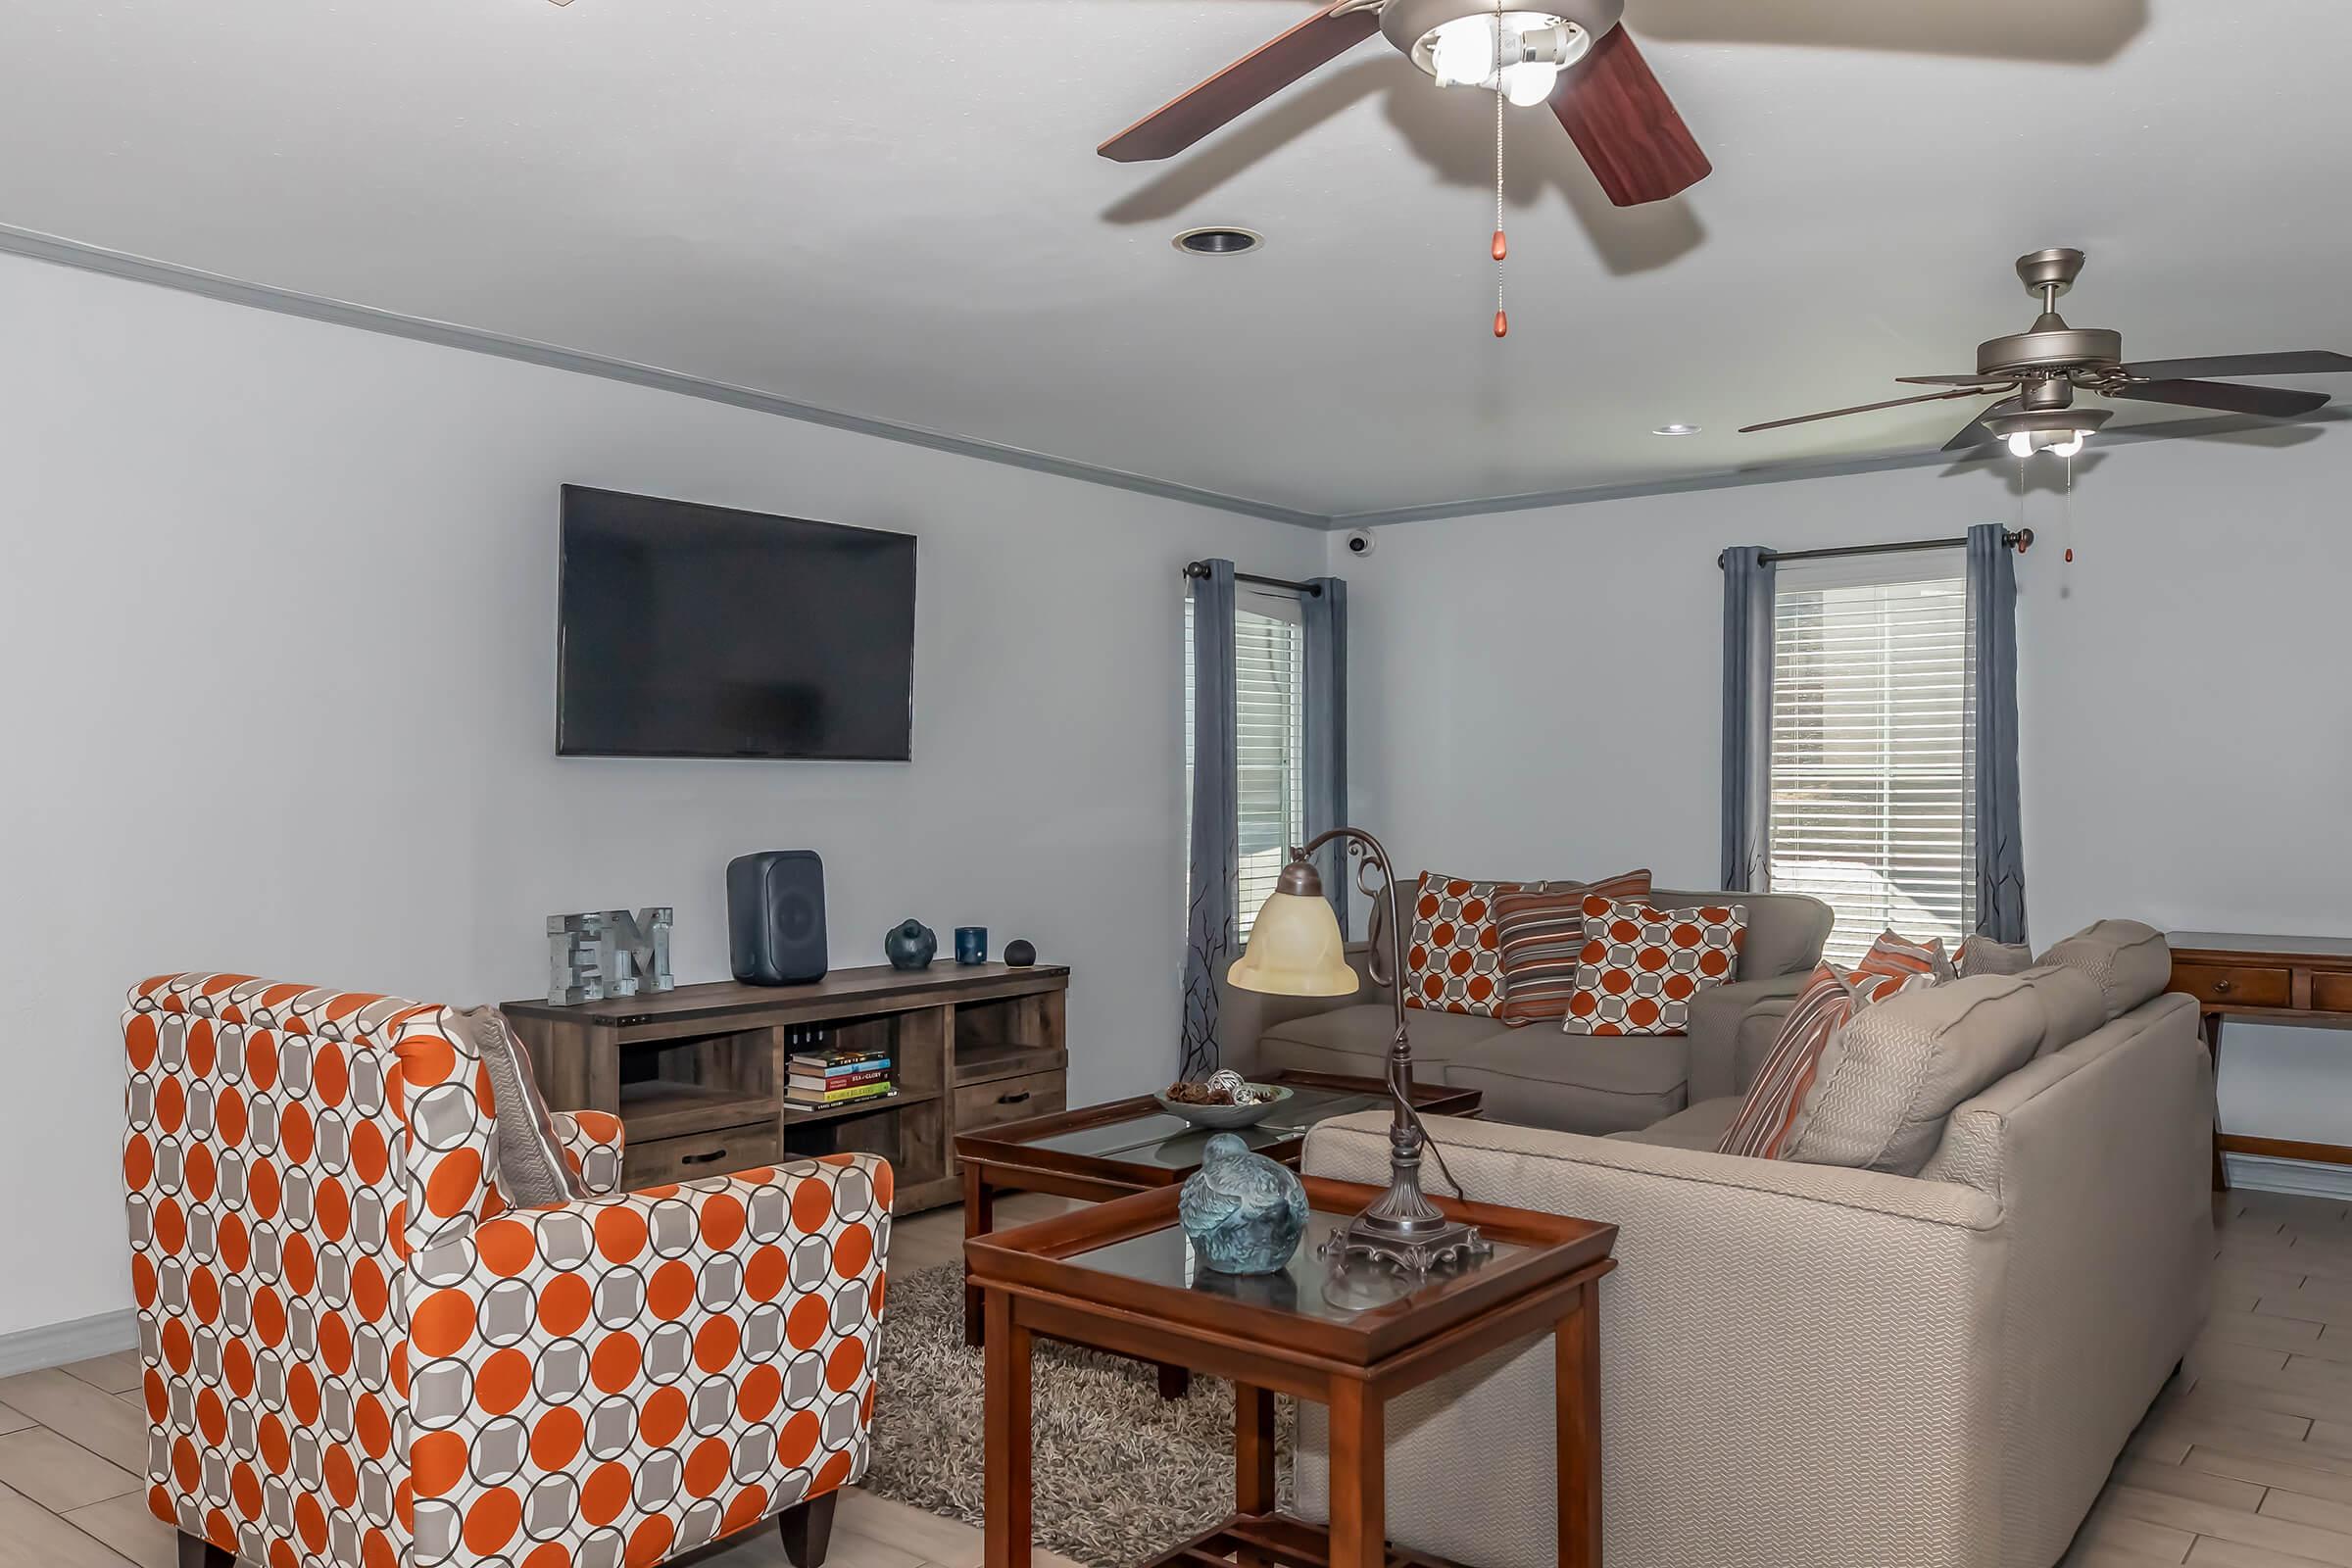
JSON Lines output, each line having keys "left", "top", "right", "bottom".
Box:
{"left": 1179, "top": 1133, "right": 1309, "bottom": 1275}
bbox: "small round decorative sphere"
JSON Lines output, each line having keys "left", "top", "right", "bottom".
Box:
{"left": 1004, "top": 938, "right": 1037, "bottom": 967}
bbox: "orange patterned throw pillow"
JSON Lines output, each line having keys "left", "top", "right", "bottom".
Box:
{"left": 1493, "top": 870, "right": 1654, "bottom": 1026}
{"left": 1561, "top": 897, "right": 1747, "bottom": 1036}
{"left": 1403, "top": 871, "right": 1527, "bottom": 1015}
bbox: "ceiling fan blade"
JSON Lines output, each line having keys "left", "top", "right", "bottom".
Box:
{"left": 1740, "top": 384, "right": 2016, "bottom": 435}
{"left": 1896, "top": 374, "right": 2014, "bottom": 387}
{"left": 1548, "top": 27, "right": 1712, "bottom": 206}
{"left": 2106, "top": 379, "right": 2332, "bottom": 418}
{"left": 1098, "top": 2, "right": 1380, "bottom": 163}
{"left": 2116, "top": 350, "right": 2352, "bottom": 382}
{"left": 1944, "top": 395, "right": 2024, "bottom": 453}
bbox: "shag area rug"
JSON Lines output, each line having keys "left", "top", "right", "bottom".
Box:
{"left": 862, "top": 1263, "right": 1296, "bottom": 1567}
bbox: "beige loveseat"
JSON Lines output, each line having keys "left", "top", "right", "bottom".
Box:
{"left": 1220, "top": 888, "right": 1834, "bottom": 1133}
{"left": 1296, "top": 919, "right": 2215, "bottom": 1568}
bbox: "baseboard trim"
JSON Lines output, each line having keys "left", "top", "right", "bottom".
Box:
{"left": 0, "top": 1308, "right": 138, "bottom": 1378}
{"left": 2225, "top": 1152, "right": 2352, "bottom": 1201}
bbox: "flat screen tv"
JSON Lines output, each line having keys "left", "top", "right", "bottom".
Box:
{"left": 558, "top": 486, "right": 916, "bottom": 760}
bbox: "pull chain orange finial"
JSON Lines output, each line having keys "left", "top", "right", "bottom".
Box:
{"left": 1490, "top": 2, "right": 1506, "bottom": 343}
{"left": 1493, "top": 229, "right": 1507, "bottom": 261}
{"left": 1494, "top": 310, "right": 1509, "bottom": 338}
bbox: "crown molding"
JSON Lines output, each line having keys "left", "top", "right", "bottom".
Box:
{"left": 0, "top": 222, "right": 1328, "bottom": 530}
{"left": 4, "top": 220, "right": 2335, "bottom": 535}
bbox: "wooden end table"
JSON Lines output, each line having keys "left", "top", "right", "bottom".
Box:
{"left": 965, "top": 1176, "right": 1616, "bottom": 1568}
{"left": 954, "top": 1069, "right": 1482, "bottom": 1353}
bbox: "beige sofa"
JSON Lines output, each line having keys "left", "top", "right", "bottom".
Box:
{"left": 1295, "top": 920, "right": 2216, "bottom": 1568}
{"left": 1220, "top": 888, "right": 1834, "bottom": 1133}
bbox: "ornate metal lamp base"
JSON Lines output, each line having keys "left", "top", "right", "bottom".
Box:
{"left": 1320, "top": 1209, "right": 1490, "bottom": 1275}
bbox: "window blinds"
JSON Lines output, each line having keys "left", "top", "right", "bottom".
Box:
{"left": 1768, "top": 561, "right": 1977, "bottom": 968}
{"left": 1185, "top": 592, "right": 1306, "bottom": 939}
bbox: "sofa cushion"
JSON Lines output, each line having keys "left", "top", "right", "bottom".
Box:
{"left": 1562, "top": 898, "right": 1746, "bottom": 1036}
{"left": 1957, "top": 937, "right": 2034, "bottom": 978}
{"left": 2013, "top": 963, "right": 2109, "bottom": 1057}
{"left": 1441, "top": 1029, "right": 1690, "bottom": 1135}
{"left": 1608, "top": 1095, "right": 1740, "bottom": 1151}
{"left": 2036, "top": 919, "right": 2171, "bottom": 1021}
{"left": 1782, "top": 973, "right": 2051, "bottom": 1176}
{"left": 1402, "top": 872, "right": 1530, "bottom": 1016}
{"left": 1256, "top": 1003, "right": 1508, "bottom": 1079}
{"left": 1493, "top": 870, "right": 1652, "bottom": 1026}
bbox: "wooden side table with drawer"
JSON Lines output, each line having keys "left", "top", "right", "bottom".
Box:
{"left": 2169, "top": 932, "right": 2352, "bottom": 1191}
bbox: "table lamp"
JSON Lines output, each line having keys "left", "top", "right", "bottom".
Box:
{"left": 1227, "top": 827, "right": 1488, "bottom": 1275}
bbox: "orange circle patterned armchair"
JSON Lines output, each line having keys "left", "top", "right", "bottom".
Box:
{"left": 122, "top": 973, "right": 890, "bottom": 1568}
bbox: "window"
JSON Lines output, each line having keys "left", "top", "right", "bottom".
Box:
{"left": 1185, "top": 589, "right": 1307, "bottom": 938}
{"left": 1767, "top": 558, "right": 1975, "bottom": 968}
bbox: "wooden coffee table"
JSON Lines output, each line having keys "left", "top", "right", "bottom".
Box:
{"left": 955, "top": 1069, "right": 1482, "bottom": 1348}
{"left": 965, "top": 1177, "right": 1616, "bottom": 1568}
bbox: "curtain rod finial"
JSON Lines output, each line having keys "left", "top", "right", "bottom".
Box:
{"left": 2013, "top": 528, "right": 2034, "bottom": 554}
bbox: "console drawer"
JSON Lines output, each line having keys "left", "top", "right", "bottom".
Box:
{"left": 623, "top": 1122, "right": 784, "bottom": 1188}
{"left": 2313, "top": 972, "right": 2352, "bottom": 1014}
{"left": 956, "top": 1071, "right": 1066, "bottom": 1131}
{"left": 2173, "top": 963, "right": 2291, "bottom": 1009}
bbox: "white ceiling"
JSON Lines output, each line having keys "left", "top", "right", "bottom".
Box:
{"left": 2, "top": 0, "right": 2347, "bottom": 517}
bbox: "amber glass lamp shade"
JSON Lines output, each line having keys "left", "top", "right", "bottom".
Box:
{"left": 1228, "top": 860, "right": 1355, "bottom": 998}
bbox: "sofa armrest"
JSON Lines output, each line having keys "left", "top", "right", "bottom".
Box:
{"left": 1297, "top": 1112, "right": 2004, "bottom": 1568}
{"left": 1683, "top": 971, "right": 1809, "bottom": 1102}
{"left": 552, "top": 1108, "right": 627, "bottom": 1196}
{"left": 1216, "top": 940, "right": 1379, "bottom": 1076}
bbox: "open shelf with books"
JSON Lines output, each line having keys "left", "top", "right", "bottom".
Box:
{"left": 506, "top": 961, "right": 1066, "bottom": 1216}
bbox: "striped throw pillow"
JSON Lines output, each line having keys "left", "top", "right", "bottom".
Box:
{"left": 1851, "top": 929, "right": 1957, "bottom": 1002}
{"left": 1493, "top": 870, "right": 1653, "bottom": 1026}
{"left": 1717, "top": 965, "right": 1935, "bottom": 1159}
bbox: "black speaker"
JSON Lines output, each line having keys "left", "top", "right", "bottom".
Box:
{"left": 727, "top": 850, "right": 829, "bottom": 985}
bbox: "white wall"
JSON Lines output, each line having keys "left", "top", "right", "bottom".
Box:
{"left": 1337, "top": 424, "right": 2352, "bottom": 1151}
{"left": 0, "top": 253, "right": 1326, "bottom": 1338}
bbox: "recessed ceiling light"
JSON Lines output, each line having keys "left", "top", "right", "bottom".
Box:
{"left": 1651, "top": 423, "right": 1702, "bottom": 437}
{"left": 1173, "top": 226, "right": 1264, "bottom": 257}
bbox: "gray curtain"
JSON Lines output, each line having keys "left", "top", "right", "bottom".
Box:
{"left": 1720, "top": 546, "right": 1776, "bottom": 892}
{"left": 1967, "top": 523, "right": 2029, "bottom": 944}
{"left": 1181, "top": 561, "right": 1240, "bottom": 1078}
{"left": 1301, "top": 576, "right": 1349, "bottom": 936}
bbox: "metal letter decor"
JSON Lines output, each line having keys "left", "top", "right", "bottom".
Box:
{"left": 547, "top": 907, "right": 675, "bottom": 1004}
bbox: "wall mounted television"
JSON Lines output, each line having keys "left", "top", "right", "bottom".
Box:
{"left": 558, "top": 485, "right": 916, "bottom": 760}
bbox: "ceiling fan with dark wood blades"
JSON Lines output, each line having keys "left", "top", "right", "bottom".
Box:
{"left": 1742, "top": 249, "right": 2352, "bottom": 457}
{"left": 1098, "top": 0, "right": 1710, "bottom": 208}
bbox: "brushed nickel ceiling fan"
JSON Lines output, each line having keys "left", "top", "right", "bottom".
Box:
{"left": 1096, "top": 0, "right": 1710, "bottom": 209}
{"left": 1743, "top": 249, "right": 2352, "bottom": 457}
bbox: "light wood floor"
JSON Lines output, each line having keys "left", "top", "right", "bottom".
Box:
{"left": 9, "top": 1188, "right": 2350, "bottom": 1568}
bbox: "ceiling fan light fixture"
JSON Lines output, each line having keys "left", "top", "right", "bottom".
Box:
{"left": 1417, "top": 12, "right": 1589, "bottom": 95}
{"left": 1989, "top": 406, "right": 2111, "bottom": 459}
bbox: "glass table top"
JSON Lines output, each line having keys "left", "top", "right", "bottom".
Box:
{"left": 1020, "top": 1088, "right": 1386, "bottom": 1170}
{"left": 1065, "top": 1210, "right": 1528, "bottom": 1321}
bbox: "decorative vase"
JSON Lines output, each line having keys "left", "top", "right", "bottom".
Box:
{"left": 1004, "top": 938, "right": 1037, "bottom": 967}
{"left": 955, "top": 926, "right": 988, "bottom": 965}
{"left": 1179, "top": 1133, "right": 1308, "bottom": 1275}
{"left": 883, "top": 919, "right": 937, "bottom": 970}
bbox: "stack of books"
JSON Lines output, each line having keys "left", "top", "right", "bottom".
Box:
{"left": 786, "top": 1027, "right": 894, "bottom": 1109}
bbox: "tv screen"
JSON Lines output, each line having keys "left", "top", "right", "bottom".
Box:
{"left": 558, "top": 486, "right": 916, "bottom": 760}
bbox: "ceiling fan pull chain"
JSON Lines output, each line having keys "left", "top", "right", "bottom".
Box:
{"left": 1492, "top": 5, "right": 1507, "bottom": 340}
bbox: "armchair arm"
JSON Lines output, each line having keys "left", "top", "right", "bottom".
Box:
{"left": 407, "top": 1153, "right": 892, "bottom": 1567}
{"left": 1683, "top": 971, "right": 1809, "bottom": 1102}
{"left": 553, "top": 1109, "right": 627, "bottom": 1196}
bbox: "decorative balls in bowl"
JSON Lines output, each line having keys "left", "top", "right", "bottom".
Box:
{"left": 1155, "top": 1068, "right": 1293, "bottom": 1130}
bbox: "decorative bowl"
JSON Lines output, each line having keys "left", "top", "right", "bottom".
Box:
{"left": 1153, "top": 1083, "right": 1293, "bottom": 1130}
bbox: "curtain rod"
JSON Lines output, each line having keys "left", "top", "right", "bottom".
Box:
{"left": 1181, "top": 561, "right": 1325, "bottom": 597}
{"left": 1718, "top": 528, "right": 2033, "bottom": 570}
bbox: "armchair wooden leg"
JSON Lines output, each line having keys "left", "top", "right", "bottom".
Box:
{"left": 778, "top": 1491, "right": 840, "bottom": 1568}
{"left": 176, "top": 1532, "right": 235, "bottom": 1568}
